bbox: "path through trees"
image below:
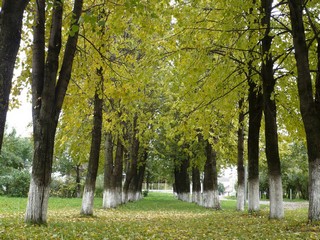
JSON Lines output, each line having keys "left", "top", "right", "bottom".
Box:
{"left": 1, "top": 0, "right": 319, "bottom": 224}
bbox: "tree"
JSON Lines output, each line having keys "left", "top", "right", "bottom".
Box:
{"left": 260, "top": 0, "right": 284, "bottom": 219}
{"left": 53, "top": 150, "right": 84, "bottom": 198}
{"left": 281, "top": 142, "right": 308, "bottom": 200}
{"left": 0, "top": 0, "right": 30, "bottom": 152}
{"left": 25, "top": 0, "right": 83, "bottom": 224}
{"left": 103, "top": 132, "right": 124, "bottom": 208}
{"left": 123, "top": 114, "right": 142, "bottom": 203}
{"left": 237, "top": 99, "right": 246, "bottom": 211}
{"left": 81, "top": 81, "right": 103, "bottom": 215}
{"left": 288, "top": 0, "right": 320, "bottom": 221}
{"left": 201, "top": 140, "right": 220, "bottom": 209}
{"left": 247, "top": 69, "right": 263, "bottom": 213}
{"left": 174, "top": 157, "right": 190, "bottom": 202}
{"left": 192, "top": 166, "right": 201, "bottom": 204}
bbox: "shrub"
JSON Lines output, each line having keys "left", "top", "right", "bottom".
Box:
{"left": 143, "top": 190, "right": 149, "bottom": 197}
{"left": 0, "top": 170, "right": 30, "bottom": 197}
{"left": 50, "top": 178, "right": 82, "bottom": 198}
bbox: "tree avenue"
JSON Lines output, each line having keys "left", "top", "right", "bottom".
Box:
{"left": 1, "top": 0, "right": 320, "bottom": 225}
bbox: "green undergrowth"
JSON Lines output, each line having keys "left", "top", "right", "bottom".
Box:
{"left": 0, "top": 192, "right": 318, "bottom": 239}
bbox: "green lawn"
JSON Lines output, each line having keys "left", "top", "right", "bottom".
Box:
{"left": 0, "top": 192, "right": 318, "bottom": 239}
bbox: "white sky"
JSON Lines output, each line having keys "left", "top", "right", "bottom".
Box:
{"left": 6, "top": 89, "right": 32, "bottom": 138}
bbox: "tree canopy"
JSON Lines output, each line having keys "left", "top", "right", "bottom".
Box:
{"left": 4, "top": 0, "right": 320, "bottom": 223}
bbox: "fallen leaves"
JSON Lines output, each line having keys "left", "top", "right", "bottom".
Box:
{"left": 0, "top": 193, "right": 318, "bottom": 239}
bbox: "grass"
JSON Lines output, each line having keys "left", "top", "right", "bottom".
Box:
{"left": 0, "top": 192, "right": 318, "bottom": 239}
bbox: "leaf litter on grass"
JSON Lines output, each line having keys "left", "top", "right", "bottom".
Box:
{"left": 0, "top": 193, "right": 319, "bottom": 239}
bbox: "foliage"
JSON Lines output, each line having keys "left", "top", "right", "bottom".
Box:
{"left": 0, "top": 169, "right": 30, "bottom": 197}
{"left": 50, "top": 177, "right": 82, "bottom": 198}
{"left": 0, "top": 128, "right": 32, "bottom": 173}
{"left": 0, "top": 192, "right": 317, "bottom": 239}
{"left": 281, "top": 142, "right": 309, "bottom": 200}
{"left": 10, "top": 0, "right": 320, "bottom": 223}
{"left": 0, "top": 129, "right": 32, "bottom": 197}
{"left": 52, "top": 150, "right": 86, "bottom": 198}
{"left": 218, "top": 183, "right": 225, "bottom": 195}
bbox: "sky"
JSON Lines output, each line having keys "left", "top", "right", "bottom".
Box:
{"left": 6, "top": 90, "right": 32, "bottom": 137}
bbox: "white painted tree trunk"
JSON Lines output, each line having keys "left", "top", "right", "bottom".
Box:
{"left": 237, "top": 183, "right": 245, "bottom": 211}
{"left": 269, "top": 175, "right": 284, "bottom": 219}
{"left": 248, "top": 178, "right": 260, "bottom": 212}
{"left": 178, "top": 193, "right": 190, "bottom": 202}
{"left": 132, "top": 191, "right": 141, "bottom": 201}
{"left": 25, "top": 178, "right": 50, "bottom": 224}
{"left": 309, "top": 158, "right": 320, "bottom": 221}
{"left": 192, "top": 191, "right": 201, "bottom": 205}
{"left": 127, "top": 191, "right": 136, "bottom": 202}
{"left": 102, "top": 188, "right": 122, "bottom": 208}
{"left": 81, "top": 187, "right": 95, "bottom": 215}
{"left": 201, "top": 190, "right": 220, "bottom": 209}
{"left": 122, "top": 191, "right": 128, "bottom": 203}
{"left": 123, "top": 190, "right": 141, "bottom": 203}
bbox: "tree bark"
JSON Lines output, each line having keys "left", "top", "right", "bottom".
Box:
{"left": 260, "top": 0, "right": 284, "bottom": 219}
{"left": 123, "top": 115, "right": 140, "bottom": 203}
{"left": 81, "top": 87, "right": 103, "bottom": 215}
{"left": 247, "top": 75, "right": 263, "bottom": 213}
{"left": 25, "top": 0, "right": 83, "bottom": 224}
{"left": 137, "top": 149, "right": 147, "bottom": 195}
{"left": 103, "top": 133, "right": 123, "bottom": 208}
{"left": 126, "top": 148, "right": 147, "bottom": 201}
{"left": 174, "top": 158, "right": 190, "bottom": 202}
{"left": 75, "top": 164, "right": 81, "bottom": 198}
{"left": 288, "top": 0, "right": 320, "bottom": 221}
{"left": 237, "top": 99, "right": 246, "bottom": 211}
{"left": 192, "top": 166, "right": 201, "bottom": 205}
{"left": 0, "top": 0, "right": 29, "bottom": 152}
{"left": 202, "top": 140, "right": 220, "bottom": 209}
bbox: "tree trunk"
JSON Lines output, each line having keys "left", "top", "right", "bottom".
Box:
{"left": 192, "top": 166, "right": 201, "bottom": 205}
{"left": 103, "top": 133, "right": 123, "bottom": 208}
{"left": 0, "top": 0, "right": 30, "bottom": 152}
{"left": 123, "top": 115, "right": 140, "bottom": 203}
{"left": 174, "top": 158, "right": 190, "bottom": 202}
{"left": 237, "top": 99, "right": 246, "bottom": 211}
{"left": 261, "top": 0, "right": 284, "bottom": 219}
{"left": 247, "top": 75, "right": 263, "bottom": 213}
{"left": 202, "top": 140, "right": 220, "bottom": 209}
{"left": 126, "top": 148, "right": 147, "bottom": 202}
{"left": 75, "top": 164, "right": 81, "bottom": 198}
{"left": 137, "top": 149, "right": 147, "bottom": 196}
{"left": 81, "top": 87, "right": 103, "bottom": 215}
{"left": 25, "top": 0, "right": 83, "bottom": 224}
{"left": 288, "top": 0, "right": 320, "bottom": 221}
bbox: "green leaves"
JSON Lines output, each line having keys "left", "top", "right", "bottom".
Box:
{"left": 69, "top": 24, "right": 79, "bottom": 37}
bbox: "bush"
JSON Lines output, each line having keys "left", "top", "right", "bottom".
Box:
{"left": 0, "top": 170, "right": 30, "bottom": 197}
{"left": 50, "top": 178, "right": 82, "bottom": 198}
{"left": 143, "top": 190, "right": 149, "bottom": 197}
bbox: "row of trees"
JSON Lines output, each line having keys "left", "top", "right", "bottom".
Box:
{"left": 0, "top": 127, "right": 308, "bottom": 201}
{"left": 0, "top": 0, "right": 320, "bottom": 224}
